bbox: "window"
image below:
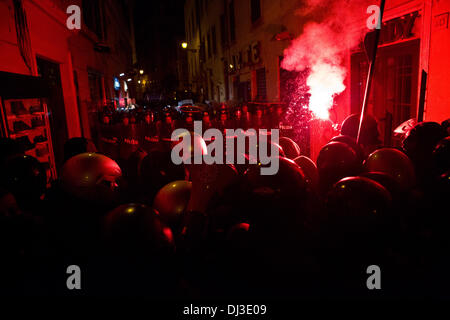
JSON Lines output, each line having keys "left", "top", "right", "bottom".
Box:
{"left": 220, "top": 14, "right": 227, "bottom": 46}
{"left": 212, "top": 26, "right": 217, "bottom": 55}
{"left": 229, "top": 0, "right": 236, "bottom": 42}
{"left": 187, "top": 18, "right": 191, "bottom": 41}
{"left": 224, "top": 61, "right": 230, "bottom": 100}
{"left": 101, "top": 2, "right": 107, "bottom": 40}
{"left": 237, "top": 80, "right": 251, "bottom": 102}
{"left": 256, "top": 67, "right": 267, "bottom": 101}
{"left": 73, "top": 70, "right": 84, "bottom": 135}
{"left": 200, "top": 40, "right": 205, "bottom": 62}
{"left": 82, "top": 0, "right": 102, "bottom": 39}
{"left": 350, "top": 40, "right": 419, "bottom": 146}
{"left": 195, "top": 0, "right": 201, "bottom": 23}
{"left": 88, "top": 71, "right": 104, "bottom": 106}
{"left": 251, "top": 0, "right": 261, "bottom": 23}
{"left": 207, "top": 32, "right": 212, "bottom": 59}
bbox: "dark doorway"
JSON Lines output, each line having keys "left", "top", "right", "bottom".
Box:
{"left": 37, "top": 57, "right": 68, "bottom": 172}
{"left": 237, "top": 81, "right": 251, "bottom": 102}
{"left": 351, "top": 39, "right": 420, "bottom": 146}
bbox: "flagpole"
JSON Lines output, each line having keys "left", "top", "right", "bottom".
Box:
{"left": 357, "top": 0, "right": 386, "bottom": 145}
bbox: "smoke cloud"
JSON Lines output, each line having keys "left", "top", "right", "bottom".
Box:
{"left": 282, "top": 0, "right": 376, "bottom": 119}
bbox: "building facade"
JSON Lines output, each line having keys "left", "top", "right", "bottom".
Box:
{"left": 134, "top": 0, "right": 185, "bottom": 105}
{"left": 0, "top": 0, "right": 135, "bottom": 169}
{"left": 184, "top": 0, "right": 449, "bottom": 144}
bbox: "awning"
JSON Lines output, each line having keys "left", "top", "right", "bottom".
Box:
{"left": 0, "top": 71, "right": 49, "bottom": 99}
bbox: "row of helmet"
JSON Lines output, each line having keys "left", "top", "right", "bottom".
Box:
{"left": 1, "top": 113, "right": 449, "bottom": 296}
{"left": 101, "top": 104, "right": 284, "bottom": 128}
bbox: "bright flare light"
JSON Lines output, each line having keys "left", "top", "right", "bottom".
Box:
{"left": 307, "top": 63, "right": 345, "bottom": 119}
{"left": 181, "top": 42, "right": 188, "bottom": 49}
{"left": 281, "top": 23, "right": 350, "bottom": 120}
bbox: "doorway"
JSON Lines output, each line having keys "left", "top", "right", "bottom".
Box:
{"left": 36, "top": 57, "right": 68, "bottom": 171}
{"left": 351, "top": 39, "right": 420, "bottom": 146}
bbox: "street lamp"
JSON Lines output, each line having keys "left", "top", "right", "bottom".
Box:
{"left": 139, "top": 70, "right": 144, "bottom": 75}
{"left": 181, "top": 42, "right": 198, "bottom": 52}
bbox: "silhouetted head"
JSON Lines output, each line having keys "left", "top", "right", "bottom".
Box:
{"left": 363, "top": 147, "right": 416, "bottom": 191}
{"left": 102, "top": 115, "right": 110, "bottom": 125}
{"left": 403, "top": 122, "right": 446, "bottom": 160}
{"left": 102, "top": 203, "right": 174, "bottom": 257}
{"left": 316, "top": 141, "right": 360, "bottom": 194}
{"left": 403, "top": 122, "right": 446, "bottom": 184}
{"left": 341, "top": 113, "right": 380, "bottom": 146}
{"left": 153, "top": 180, "right": 192, "bottom": 229}
{"left": 433, "top": 137, "right": 450, "bottom": 175}
{"left": 140, "top": 150, "right": 186, "bottom": 200}
{"left": 441, "top": 119, "right": 450, "bottom": 136}
{"left": 278, "top": 137, "right": 301, "bottom": 160}
{"left": 0, "top": 138, "right": 23, "bottom": 166}
{"left": 61, "top": 153, "right": 122, "bottom": 207}
{"left": 64, "top": 137, "right": 97, "bottom": 162}
{"left": 325, "top": 176, "right": 392, "bottom": 244}
{"left": 2, "top": 155, "right": 47, "bottom": 207}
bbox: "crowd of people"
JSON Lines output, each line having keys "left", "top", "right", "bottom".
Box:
{"left": 96, "top": 104, "right": 285, "bottom": 167}
{"left": 0, "top": 105, "right": 449, "bottom": 298}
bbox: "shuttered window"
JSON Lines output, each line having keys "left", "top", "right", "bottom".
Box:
{"left": 256, "top": 67, "right": 267, "bottom": 101}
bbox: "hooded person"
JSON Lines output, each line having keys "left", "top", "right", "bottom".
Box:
{"left": 341, "top": 113, "right": 381, "bottom": 156}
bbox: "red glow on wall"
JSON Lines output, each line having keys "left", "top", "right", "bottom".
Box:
{"left": 281, "top": 1, "right": 372, "bottom": 120}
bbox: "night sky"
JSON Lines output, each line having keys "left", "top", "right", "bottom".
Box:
{"left": 134, "top": 0, "right": 185, "bottom": 74}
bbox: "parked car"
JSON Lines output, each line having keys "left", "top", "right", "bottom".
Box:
{"left": 178, "top": 105, "right": 205, "bottom": 121}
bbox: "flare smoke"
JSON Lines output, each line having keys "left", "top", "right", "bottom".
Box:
{"left": 282, "top": 0, "right": 375, "bottom": 120}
